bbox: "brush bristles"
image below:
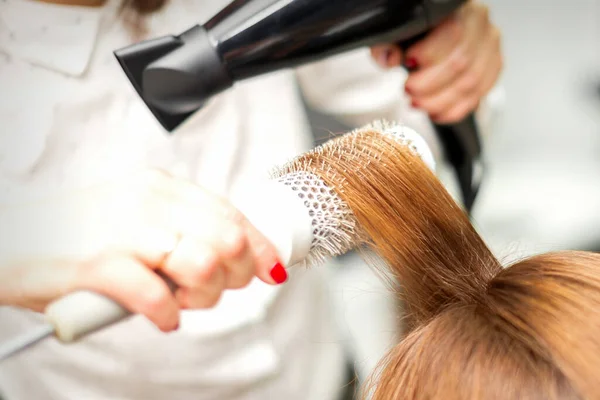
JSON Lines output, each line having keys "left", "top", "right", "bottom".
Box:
{"left": 271, "top": 120, "right": 430, "bottom": 265}
{"left": 273, "top": 171, "right": 359, "bottom": 266}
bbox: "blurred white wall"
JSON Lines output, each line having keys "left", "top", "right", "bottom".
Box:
{"left": 474, "top": 0, "right": 600, "bottom": 259}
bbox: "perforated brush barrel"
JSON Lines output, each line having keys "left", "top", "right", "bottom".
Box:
{"left": 269, "top": 121, "right": 437, "bottom": 265}
{"left": 273, "top": 171, "right": 358, "bottom": 265}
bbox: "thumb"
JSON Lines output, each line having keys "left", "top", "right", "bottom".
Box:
{"left": 370, "top": 44, "right": 403, "bottom": 69}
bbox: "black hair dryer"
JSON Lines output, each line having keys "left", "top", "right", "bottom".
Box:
{"left": 114, "top": 0, "right": 483, "bottom": 212}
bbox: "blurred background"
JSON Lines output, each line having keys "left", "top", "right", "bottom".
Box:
{"left": 472, "top": 0, "right": 600, "bottom": 259}
{"left": 307, "top": 1, "right": 600, "bottom": 397}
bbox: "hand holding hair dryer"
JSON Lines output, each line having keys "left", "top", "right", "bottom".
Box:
{"left": 114, "top": 0, "right": 482, "bottom": 211}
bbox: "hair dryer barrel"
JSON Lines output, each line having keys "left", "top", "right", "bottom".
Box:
{"left": 114, "top": 0, "right": 467, "bottom": 132}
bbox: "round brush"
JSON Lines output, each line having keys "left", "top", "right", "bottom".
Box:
{"left": 0, "top": 120, "right": 435, "bottom": 361}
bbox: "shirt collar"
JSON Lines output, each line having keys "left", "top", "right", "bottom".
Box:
{"left": 0, "top": 0, "right": 111, "bottom": 76}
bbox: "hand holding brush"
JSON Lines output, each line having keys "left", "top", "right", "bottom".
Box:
{"left": 0, "top": 120, "right": 436, "bottom": 360}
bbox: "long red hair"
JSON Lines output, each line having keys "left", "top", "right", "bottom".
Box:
{"left": 277, "top": 126, "right": 600, "bottom": 399}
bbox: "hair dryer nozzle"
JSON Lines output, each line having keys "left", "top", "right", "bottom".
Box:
{"left": 114, "top": 25, "right": 232, "bottom": 132}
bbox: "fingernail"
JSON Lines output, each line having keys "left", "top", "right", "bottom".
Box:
{"left": 405, "top": 57, "right": 418, "bottom": 69}
{"left": 411, "top": 99, "right": 420, "bottom": 108}
{"left": 405, "top": 85, "right": 413, "bottom": 95}
{"left": 269, "top": 262, "right": 288, "bottom": 284}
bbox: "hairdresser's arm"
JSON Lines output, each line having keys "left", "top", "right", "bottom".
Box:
{"left": 0, "top": 170, "right": 284, "bottom": 332}
{"left": 370, "top": 0, "right": 503, "bottom": 124}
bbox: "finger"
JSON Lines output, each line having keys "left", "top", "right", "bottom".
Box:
{"left": 370, "top": 45, "right": 403, "bottom": 69}
{"left": 111, "top": 225, "right": 179, "bottom": 268}
{"left": 161, "top": 229, "right": 255, "bottom": 292}
{"left": 433, "top": 96, "right": 480, "bottom": 124}
{"left": 405, "top": 19, "right": 482, "bottom": 97}
{"left": 433, "top": 50, "right": 502, "bottom": 124}
{"left": 242, "top": 219, "right": 287, "bottom": 285}
{"left": 144, "top": 169, "right": 285, "bottom": 286}
{"left": 161, "top": 218, "right": 255, "bottom": 290}
{"left": 76, "top": 254, "right": 180, "bottom": 332}
{"left": 175, "top": 267, "right": 226, "bottom": 309}
{"left": 160, "top": 191, "right": 284, "bottom": 286}
{"left": 216, "top": 223, "right": 256, "bottom": 290}
{"left": 212, "top": 207, "right": 286, "bottom": 286}
{"left": 411, "top": 24, "right": 501, "bottom": 119}
{"left": 405, "top": 43, "right": 470, "bottom": 99}
{"left": 405, "top": 3, "right": 489, "bottom": 96}
{"left": 404, "top": 15, "right": 463, "bottom": 68}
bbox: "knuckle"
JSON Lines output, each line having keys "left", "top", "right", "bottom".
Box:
{"left": 227, "top": 269, "right": 254, "bottom": 290}
{"left": 204, "top": 293, "right": 222, "bottom": 308}
{"left": 458, "top": 74, "right": 479, "bottom": 93}
{"left": 210, "top": 288, "right": 224, "bottom": 305}
{"left": 447, "top": 109, "right": 466, "bottom": 122}
{"left": 156, "top": 317, "right": 178, "bottom": 333}
{"left": 189, "top": 252, "right": 221, "bottom": 284}
{"left": 449, "top": 49, "right": 469, "bottom": 73}
{"left": 424, "top": 100, "right": 446, "bottom": 118}
{"left": 194, "top": 291, "right": 222, "bottom": 309}
{"left": 230, "top": 276, "right": 253, "bottom": 290}
{"left": 140, "top": 288, "right": 171, "bottom": 315}
{"left": 451, "top": 99, "right": 478, "bottom": 122}
{"left": 468, "top": 96, "right": 481, "bottom": 111}
{"left": 405, "top": 81, "right": 424, "bottom": 97}
{"left": 221, "top": 226, "right": 249, "bottom": 260}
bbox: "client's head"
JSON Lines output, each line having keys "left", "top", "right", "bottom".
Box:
{"left": 281, "top": 124, "right": 600, "bottom": 399}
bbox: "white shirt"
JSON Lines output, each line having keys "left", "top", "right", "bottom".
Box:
{"left": 0, "top": 1, "right": 501, "bottom": 399}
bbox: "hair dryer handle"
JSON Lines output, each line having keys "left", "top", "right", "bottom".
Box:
{"left": 432, "top": 114, "right": 482, "bottom": 213}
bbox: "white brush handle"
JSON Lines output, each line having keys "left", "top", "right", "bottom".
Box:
{"left": 44, "top": 181, "right": 313, "bottom": 343}
{"left": 46, "top": 291, "right": 132, "bottom": 342}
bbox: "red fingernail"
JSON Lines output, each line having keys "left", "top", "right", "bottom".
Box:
{"left": 405, "top": 86, "right": 413, "bottom": 95}
{"left": 405, "top": 57, "right": 418, "bottom": 69}
{"left": 411, "top": 99, "right": 420, "bottom": 108}
{"left": 270, "top": 262, "right": 287, "bottom": 284}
